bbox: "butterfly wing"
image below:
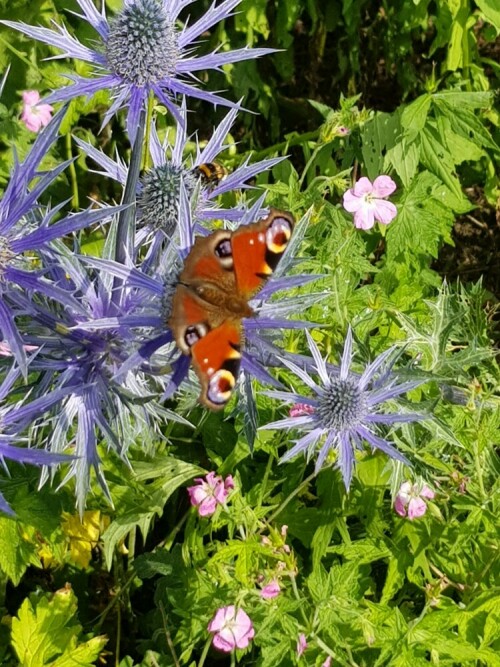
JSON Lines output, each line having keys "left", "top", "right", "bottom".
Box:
{"left": 169, "top": 208, "right": 295, "bottom": 410}
{"left": 230, "top": 209, "right": 295, "bottom": 300}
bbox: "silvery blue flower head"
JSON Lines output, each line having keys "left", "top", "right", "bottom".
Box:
{"left": 9, "top": 238, "right": 190, "bottom": 514}
{"left": 0, "top": 108, "right": 123, "bottom": 376}
{"left": 262, "top": 328, "right": 425, "bottom": 489}
{"left": 3, "top": 0, "right": 275, "bottom": 141}
{"left": 75, "top": 100, "right": 284, "bottom": 258}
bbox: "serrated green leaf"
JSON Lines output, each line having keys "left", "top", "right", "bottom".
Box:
{"left": 384, "top": 138, "right": 420, "bottom": 187}
{"left": 11, "top": 588, "right": 107, "bottom": 667}
{"left": 401, "top": 94, "right": 431, "bottom": 133}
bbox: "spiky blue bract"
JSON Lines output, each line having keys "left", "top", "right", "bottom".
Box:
{"left": 6, "top": 234, "right": 191, "bottom": 515}
{"left": 0, "top": 109, "right": 124, "bottom": 376}
{"left": 75, "top": 101, "right": 284, "bottom": 261}
{"left": 0, "top": 365, "right": 73, "bottom": 515}
{"left": 262, "top": 328, "right": 426, "bottom": 489}
{"left": 3, "top": 0, "right": 276, "bottom": 142}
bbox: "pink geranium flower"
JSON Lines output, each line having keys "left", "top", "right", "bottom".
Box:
{"left": 297, "top": 633, "right": 308, "bottom": 657}
{"left": 260, "top": 579, "right": 281, "bottom": 599}
{"left": 208, "top": 606, "right": 255, "bottom": 652}
{"left": 20, "top": 91, "right": 53, "bottom": 132}
{"left": 343, "top": 175, "right": 397, "bottom": 230}
{"left": 187, "top": 472, "right": 234, "bottom": 517}
{"left": 289, "top": 403, "right": 315, "bottom": 418}
{"left": 395, "top": 481, "right": 435, "bottom": 520}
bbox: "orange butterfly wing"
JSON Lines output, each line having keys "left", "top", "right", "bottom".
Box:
{"left": 169, "top": 209, "right": 294, "bottom": 410}
{"left": 231, "top": 209, "right": 294, "bottom": 299}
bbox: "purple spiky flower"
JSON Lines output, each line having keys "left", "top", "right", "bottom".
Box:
{"left": 0, "top": 109, "right": 123, "bottom": 376}
{"left": 7, "top": 235, "right": 190, "bottom": 514}
{"left": 3, "top": 0, "right": 275, "bottom": 141}
{"left": 75, "top": 101, "right": 284, "bottom": 255}
{"left": 262, "top": 328, "right": 425, "bottom": 489}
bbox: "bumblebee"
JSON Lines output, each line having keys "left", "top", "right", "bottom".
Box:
{"left": 193, "top": 162, "right": 228, "bottom": 190}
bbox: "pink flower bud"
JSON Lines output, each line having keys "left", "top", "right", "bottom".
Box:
{"left": 260, "top": 579, "right": 281, "bottom": 599}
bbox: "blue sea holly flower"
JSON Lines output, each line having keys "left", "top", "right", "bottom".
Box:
{"left": 262, "top": 329, "right": 425, "bottom": 489}
{"left": 4, "top": 0, "right": 276, "bottom": 142}
{"left": 75, "top": 102, "right": 283, "bottom": 257}
{"left": 0, "top": 109, "right": 123, "bottom": 375}
{"left": 8, "top": 238, "right": 190, "bottom": 513}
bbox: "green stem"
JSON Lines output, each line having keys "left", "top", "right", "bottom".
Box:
{"left": 264, "top": 470, "right": 316, "bottom": 527}
{"left": 65, "top": 132, "right": 79, "bottom": 210}
{"left": 197, "top": 637, "right": 213, "bottom": 667}
{"left": 114, "top": 108, "right": 146, "bottom": 267}
{"left": 248, "top": 130, "right": 319, "bottom": 163}
{"left": 142, "top": 91, "right": 155, "bottom": 171}
{"left": 473, "top": 438, "right": 486, "bottom": 501}
{"left": 290, "top": 574, "right": 309, "bottom": 625}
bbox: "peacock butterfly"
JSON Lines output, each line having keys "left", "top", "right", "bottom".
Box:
{"left": 169, "top": 209, "right": 295, "bottom": 410}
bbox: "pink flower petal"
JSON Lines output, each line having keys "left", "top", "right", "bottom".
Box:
{"left": 208, "top": 606, "right": 255, "bottom": 652}
{"left": 224, "top": 475, "right": 235, "bottom": 491}
{"left": 260, "top": 579, "right": 281, "bottom": 599}
{"left": 354, "top": 206, "right": 375, "bottom": 230}
{"left": 373, "top": 199, "right": 397, "bottom": 225}
{"left": 208, "top": 606, "right": 232, "bottom": 632}
{"left": 21, "top": 90, "right": 40, "bottom": 105}
{"left": 420, "top": 485, "right": 435, "bottom": 500}
{"left": 21, "top": 90, "right": 54, "bottom": 133}
{"left": 197, "top": 496, "right": 218, "bottom": 516}
{"left": 297, "top": 633, "right": 308, "bottom": 657}
{"left": 233, "top": 609, "right": 255, "bottom": 648}
{"left": 394, "top": 496, "right": 407, "bottom": 517}
{"left": 342, "top": 189, "right": 364, "bottom": 213}
{"left": 372, "top": 175, "right": 397, "bottom": 197}
{"left": 352, "top": 176, "right": 374, "bottom": 197}
{"left": 407, "top": 497, "right": 427, "bottom": 520}
{"left": 322, "top": 658, "right": 333, "bottom": 667}
{"left": 213, "top": 630, "right": 236, "bottom": 652}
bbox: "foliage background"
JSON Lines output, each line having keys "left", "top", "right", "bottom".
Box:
{"left": 0, "top": 0, "right": 498, "bottom": 665}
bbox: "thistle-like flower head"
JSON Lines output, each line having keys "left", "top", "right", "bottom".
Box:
{"left": 262, "top": 328, "right": 425, "bottom": 489}
{"left": 0, "top": 110, "right": 122, "bottom": 375}
{"left": 75, "top": 102, "right": 283, "bottom": 257}
{"left": 4, "top": 0, "right": 275, "bottom": 141}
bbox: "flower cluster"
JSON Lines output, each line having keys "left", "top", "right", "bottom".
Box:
{"left": 0, "top": 0, "right": 423, "bottom": 522}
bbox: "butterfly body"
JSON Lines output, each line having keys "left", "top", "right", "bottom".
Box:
{"left": 169, "top": 209, "right": 294, "bottom": 409}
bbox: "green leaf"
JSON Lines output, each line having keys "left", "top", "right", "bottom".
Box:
{"left": 419, "top": 125, "right": 465, "bottom": 202}
{"left": 384, "top": 138, "right": 420, "bottom": 187}
{"left": 11, "top": 588, "right": 107, "bottom": 667}
{"left": 0, "top": 516, "right": 40, "bottom": 585}
{"left": 401, "top": 94, "right": 432, "bottom": 133}
{"left": 476, "top": 0, "right": 500, "bottom": 29}
{"left": 361, "top": 112, "right": 401, "bottom": 180}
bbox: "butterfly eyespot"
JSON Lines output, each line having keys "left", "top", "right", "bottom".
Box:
{"left": 184, "top": 323, "right": 209, "bottom": 348}
{"left": 266, "top": 217, "right": 293, "bottom": 254}
{"left": 214, "top": 238, "right": 234, "bottom": 270}
{"left": 206, "top": 369, "right": 236, "bottom": 406}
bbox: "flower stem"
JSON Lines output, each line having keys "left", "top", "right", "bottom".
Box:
{"left": 264, "top": 469, "right": 316, "bottom": 527}
{"left": 114, "top": 107, "right": 146, "bottom": 267}
{"left": 197, "top": 637, "right": 212, "bottom": 667}
{"left": 65, "top": 133, "right": 79, "bottom": 210}
{"left": 142, "top": 91, "right": 155, "bottom": 171}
